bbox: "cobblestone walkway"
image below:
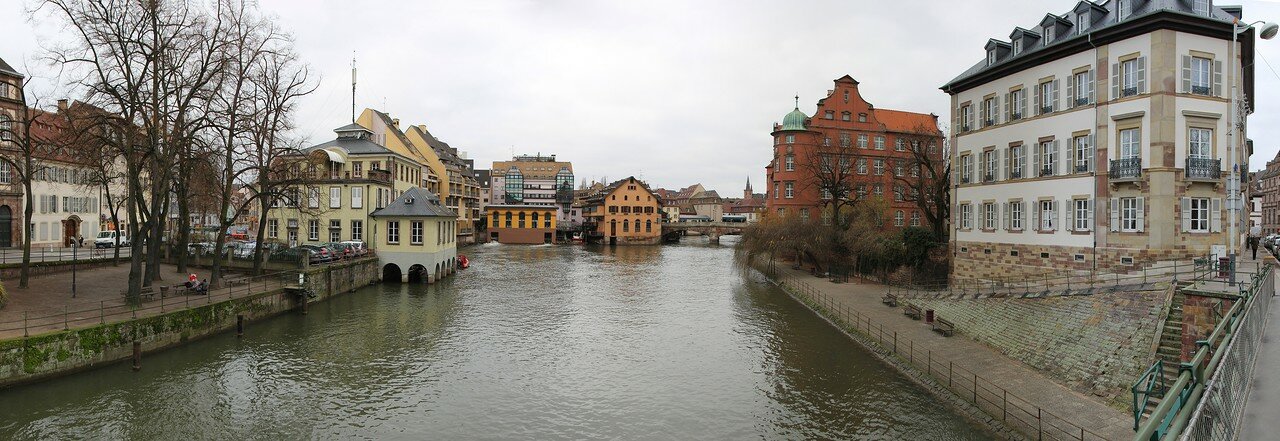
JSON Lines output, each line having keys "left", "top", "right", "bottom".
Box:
{"left": 763, "top": 261, "right": 1132, "bottom": 441}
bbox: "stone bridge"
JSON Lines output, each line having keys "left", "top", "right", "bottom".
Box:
{"left": 661, "top": 222, "right": 746, "bottom": 243}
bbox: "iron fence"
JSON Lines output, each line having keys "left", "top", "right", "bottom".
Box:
{"left": 0, "top": 246, "right": 132, "bottom": 265}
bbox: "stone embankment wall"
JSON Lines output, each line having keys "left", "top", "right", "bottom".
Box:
{"left": 909, "top": 285, "right": 1171, "bottom": 409}
{"left": 0, "top": 258, "right": 379, "bottom": 389}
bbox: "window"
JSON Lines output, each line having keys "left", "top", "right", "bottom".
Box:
{"left": 308, "top": 219, "right": 319, "bottom": 241}
{"left": 842, "top": 112, "right": 851, "bottom": 122}
{"left": 1121, "top": 197, "right": 1140, "bottom": 232}
{"left": 800, "top": 208, "right": 810, "bottom": 222}
{"left": 785, "top": 134, "right": 795, "bottom": 144}
{"left": 268, "top": 219, "right": 278, "bottom": 239}
{"left": 961, "top": 105, "right": 972, "bottom": 131}
{"left": 1010, "top": 201, "right": 1024, "bottom": 230}
{"left": 1013, "top": 38, "right": 1023, "bottom": 56}
{"left": 982, "top": 151, "right": 995, "bottom": 181}
{"left": 1039, "top": 81, "right": 1055, "bottom": 114}
{"left": 784, "top": 155, "right": 794, "bottom": 171}
{"left": 329, "top": 187, "right": 341, "bottom": 208}
{"left": 821, "top": 188, "right": 832, "bottom": 199}
{"left": 895, "top": 138, "right": 905, "bottom": 151}
{"left": 910, "top": 211, "right": 921, "bottom": 227}
{"left": 858, "top": 113, "right": 867, "bottom": 123}
{"left": 352, "top": 162, "right": 362, "bottom": 177}
{"left": 874, "top": 136, "right": 885, "bottom": 150}
{"left": 894, "top": 160, "right": 904, "bottom": 177}
{"left": 1118, "top": 0, "right": 1130, "bottom": 20}
{"left": 1010, "top": 145, "right": 1025, "bottom": 178}
{"left": 773, "top": 182, "right": 779, "bottom": 199}
{"left": 824, "top": 110, "right": 834, "bottom": 120}
{"left": 622, "top": 219, "right": 629, "bottom": 232}
{"left": 784, "top": 182, "right": 794, "bottom": 198}
{"left": 0, "top": 114, "right": 10, "bottom": 141}
{"left": 1074, "top": 135, "right": 1092, "bottom": 172}
{"left": 961, "top": 154, "right": 973, "bottom": 183}
{"left": 1010, "top": 89, "right": 1025, "bottom": 120}
{"left": 351, "top": 220, "right": 363, "bottom": 241}
{"left": 1040, "top": 141, "right": 1056, "bottom": 176}
{"left": 984, "top": 97, "right": 997, "bottom": 126}
{"left": 351, "top": 187, "right": 363, "bottom": 209}
{"left": 1190, "top": 56, "right": 1211, "bottom": 95}
{"left": 856, "top": 158, "right": 867, "bottom": 174}
{"left": 1077, "top": 13, "right": 1089, "bottom": 34}
{"left": 1073, "top": 71, "right": 1090, "bottom": 105}
{"left": 1188, "top": 198, "right": 1209, "bottom": 232}
{"left": 988, "top": 50, "right": 997, "bottom": 66}
{"left": 1189, "top": 128, "right": 1211, "bottom": 159}
{"left": 387, "top": 221, "right": 400, "bottom": 243}
{"left": 1040, "top": 200, "right": 1055, "bottom": 231}
{"left": 410, "top": 220, "right": 423, "bottom": 244}
{"left": 895, "top": 210, "right": 905, "bottom": 227}
{"left": 329, "top": 219, "right": 341, "bottom": 242}
{"left": 308, "top": 188, "right": 320, "bottom": 209}
{"left": 894, "top": 185, "right": 904, "bottom": 201}
{"left": 984, "top": 203, "right": 996, "bottom": 230}
{"left": 0, "top": 162, "right": 9, "bottom": 184}
{"left": 1044, "top": 26, "right": 1055, "bottom": 45}
{"left": 873, "top": 159, "right": 884, "bottom": 175}
{"left": 1120, "top": 128, "right": 1140, "bottom": 159}
{"left": 960, "top": 204, "right": 972, "bottom": 229}
{"left": 1121, "top": 58, "right": 1140, "bottom": 96}
{"left": 1193, "top": 0, "right": 1210, "bottom": 16}
{"left": 1074, "top": 199, "right": 1091, "bottom": 231}
{"left": 873, "top": 184, "right": 883, "bottom": 196}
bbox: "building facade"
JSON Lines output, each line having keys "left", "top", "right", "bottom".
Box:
{"left": 488, "top": 154, "right": 575, "bottom": 226}
{"left": 944, "top": 0, "right": 1254, "bottom": 279}
{"left": 1261, "top": 153, "right": 1280, "bottom": 235}
{"left": 767, "top": 75, "right": 944, "bottom": 228}
{"left": 369, "top": 187, "right": 457, "bottom": 283}
{"left": 581, "top": 177, "right": 662, "bottom": 245}
{"left": 485, "top": 205, "right": 557, "bottom": 244}
{"left": 0, "top": 56, "right": 25, "bottom": 248}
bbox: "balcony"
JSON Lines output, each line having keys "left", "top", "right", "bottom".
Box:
{"left": 1039, "top": 166, "right": 1053, "bottom": 177}
{"left": 1121, "top": 87, "right": 1139, "bottom": 97}
{"left": 1010, "top": 112, "right": 1022, "bottom": 121}
{"left": 983, "top": 173, "right": 994, "bottom": 183}
{"left": 1010, "top": 169, "right": 1023, "bottom": 179}
{"left": 984, "top": 118, "right": 995, "bottom": 127}
{"left": 960, "top": 175, "right": 971, "bottom": 184}
{"left": 1075, "top": 163, "right": 1090, "bottom": 173}
{"left": 961, "top": 124, "right": 971, "bottom": 132}
{"left": 1109, "top": 157, "right": 1141, "bottom": 180}
{"left": 1076, "top": 97, "right": 1089, "bottom": 106}
{"left": 1041, "top": 106, "right": 1053, "bottom": 115}
{"left": 1186, "top": 157, "right": 1221, "bottom": 181}
{"left": 1191, "top": 85, "right": 1211, "bottom": 96}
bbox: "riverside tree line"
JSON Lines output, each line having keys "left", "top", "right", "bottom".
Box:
{"left": 0, "top": 0, "right": 316, "bottom": 304}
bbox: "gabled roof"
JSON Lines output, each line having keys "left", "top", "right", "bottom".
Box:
{"left": 0, "top": 56, "right": 21, "bottom": 78}
{"left": 984, "top": 39, "right": 1011, "bottom": 50}
{"left": 874, "top": 109, "right": 941, "bottom": 134}
{"left": 369, "top": 187, "right": 456, "bottom": 218}
{"left": 581, "top": 176, "right": 660, "bottom": 206}
{"left": 1010, "top": 27, "right": 1041, "bottom": 40}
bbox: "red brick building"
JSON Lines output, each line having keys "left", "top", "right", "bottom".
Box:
{"left": 766, "top": 75, "right": 944, "bottom": 229}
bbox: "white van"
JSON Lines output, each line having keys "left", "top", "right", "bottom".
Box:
{"left": 94, "top": 231, "right": 129, "bottom": 248}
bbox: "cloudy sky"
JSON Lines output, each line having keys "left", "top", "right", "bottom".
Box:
{"left": 6, "top": 0, "right": 1280, "bottom": 195}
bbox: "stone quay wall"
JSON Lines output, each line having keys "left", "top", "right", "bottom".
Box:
{"left": 953, "top": 241, "right": 1205, "bottom": 280}
{"left": 0, "top": 258, "right": 379, "bottom": 389}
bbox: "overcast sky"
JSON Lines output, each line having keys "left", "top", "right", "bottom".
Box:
{"left": 6, "top": 0, "right": 1280, "bottom": 195}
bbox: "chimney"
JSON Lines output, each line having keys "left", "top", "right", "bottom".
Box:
{"left": 57, "top": 99, "right": 68, "bottom": 111}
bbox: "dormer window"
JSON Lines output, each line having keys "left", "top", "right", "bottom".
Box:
{"left": 1077, "top": 14, "right": 1088, "bottom": 34}
{"left": 1193, "top": 0, "right": 1210, "bottom": 16}
{"left": 988, "top": 50, "right": 997, "bottom": 66}
{"left": 1044, "top": 27, "right": 1055, "bottom": 45}
{"left": 1118, "top": 0, "right": 1130, "bottom": 21}
{"left": 1013, "top": 39, "right": 1023, "bottom": 56}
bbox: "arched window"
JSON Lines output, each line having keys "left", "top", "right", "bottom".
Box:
{"left": 0, "top": 114, "right": 11, "bottom": 141}
{"left": 645, "top": 220, "right": 652, "bottom": 232}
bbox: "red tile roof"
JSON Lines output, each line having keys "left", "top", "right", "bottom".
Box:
{"left": 875, "top": 109, "right": 941, "bottom": 135}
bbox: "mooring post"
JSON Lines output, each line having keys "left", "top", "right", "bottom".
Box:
{"left": 132, "top": 341, "right": 142, "bottom": 371}
{"left": 64, "top": 306, "right": 69, "bottom": 330}
{"left": 236, "top": 314, "right": 244, "bottom": 338}
{"left": 301, "top": 294, "right": 309, "bottom": 315}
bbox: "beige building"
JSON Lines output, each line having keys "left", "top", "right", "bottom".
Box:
{"left": 370, "top": 187, "right": 457, "bottom": 283}
{"left": 581, "top": 177, "right": 663, "bottom": 245}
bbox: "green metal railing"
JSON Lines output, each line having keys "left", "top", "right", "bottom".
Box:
{"left": 1131, "top": 263, "right": 1273, "bottom": 441}
{"left": 1131, "top": 360, "right": 1167, "bottom": 430}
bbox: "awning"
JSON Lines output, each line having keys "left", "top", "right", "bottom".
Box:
{"left": 321, "top": 148, "right": 346, "bottom": 163}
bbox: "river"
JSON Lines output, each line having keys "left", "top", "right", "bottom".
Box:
{"left": 0, "top": 238, "right": 990, "bottom": 440}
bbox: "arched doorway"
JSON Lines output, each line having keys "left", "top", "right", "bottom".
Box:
{"left": 382, "top": 263, "right": 402, "bottom": 283}
{"left": 0, "top": 205, "right": 11, "bottom": 248}
{"left": 62, "top": 215, "right": 82, "bottom": 247}
{"left": 407, "top": 264, "right": 426, "bottom": 283}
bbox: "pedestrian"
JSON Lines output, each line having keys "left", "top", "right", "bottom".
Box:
{"left": 1249, "top": 235, "right": 1259, "bottom": 260}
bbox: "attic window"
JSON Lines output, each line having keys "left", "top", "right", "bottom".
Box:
{"left": 1012, "top": 39, "right": 1022, "bottom": 56}
{"left": 1118, "top": 0, "right": 1130, "bottom": 21}
{"left": 1193, "top": 0, "right": 1210, "bottom": 16}
{"left": 405, "top": 197, "right": 414, "bottom": 204}
{"left": 987, "top": 50, "right": 996, "bottom": 66}
{"left": 1077, "top": 14, "right": 1089, "bottom": 34}
{"left": 1044, "top": 27, "right": 1055, "bottom": 45}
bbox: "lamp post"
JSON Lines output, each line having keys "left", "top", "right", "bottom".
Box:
{"left": 1228, "top": 19, "right": 1278, "bottom": 283}
{"left": 71, "top": 236, "right": 79, "bottom": 298}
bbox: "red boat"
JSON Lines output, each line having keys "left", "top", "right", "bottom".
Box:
{"left": 458, "top": 254, "right": 470, "bottom": 269}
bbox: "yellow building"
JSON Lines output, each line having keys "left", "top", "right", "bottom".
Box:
{"left": 370, "top": 187, "right": 457, "bottom": 283}
{"left": 485, "top": 205, "right": 557, "bottom": 244}
{"left": 581, "top": 177, "right": 662, "bottom": 245}
{"left": 265, "top": 123, "right": 419, "bottom": 246}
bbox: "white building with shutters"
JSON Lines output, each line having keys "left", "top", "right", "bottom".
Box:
{"left": 942, "top": 0, "right": 1253, "bottom": 280}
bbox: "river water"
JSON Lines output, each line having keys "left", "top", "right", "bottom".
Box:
{"left": 0, "top": 239, "right": 989, "bottom": 440}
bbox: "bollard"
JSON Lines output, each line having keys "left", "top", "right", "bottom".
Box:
{"left": 236, "top": 314, "right": 244, "bottom": 338}
{"left": 132, "top": 341, "right": 141, "bottom": 371}
{"left": 64, "top": 306, "right": 69, "bottom": 330}
{"left": 301, "top": 294, "right": 309, "bottom": 315}
{"left": 23, "top": 312, "right": 28, "bottom": 337}
{"left": 100, "top": 301, "right": 105, "bottom": 324}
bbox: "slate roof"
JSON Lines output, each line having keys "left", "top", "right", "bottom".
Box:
{"left": 943, "top": 0, "right": 1238, "bottom": 92}
{"left": 370, "top": 187, "right": 456, "bottom": 218}
{"left": 0, "top": 56, "right": 21, "bottom": 77}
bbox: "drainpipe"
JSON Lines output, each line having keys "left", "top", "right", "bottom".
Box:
{"left": 1088, "top": 31, "right": 1099, "bottom": 277}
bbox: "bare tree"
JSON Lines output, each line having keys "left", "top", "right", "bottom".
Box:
{"left": 890, "top": 122, "right": 949, "bottom": 239}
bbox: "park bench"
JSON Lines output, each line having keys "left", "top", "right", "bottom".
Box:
{"left": 903, "top": 304, "right": 922, "bottom": 320}
{"left": 882, "top": 293, "right": 898, "bottom": 307}
{"left": 932, "top": 317, "right": 955, "bottom": 337}
{"left": 121, "top": 286, "right": 157, "bottom": 302}
{"left": 224, "top": 275, "right": 248, "bottom": 287}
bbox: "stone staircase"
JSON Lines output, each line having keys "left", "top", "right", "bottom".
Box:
{"left": 1142, "top": 288, "right": 1186, "bottom": 416}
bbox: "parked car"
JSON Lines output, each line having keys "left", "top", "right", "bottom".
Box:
{"left": 298, "top": 244, "right": 334, "bottom": 262}
{"left": 318, "top": 243, "right": 348, "bottom": 260}
{"left": 94, "top": 231, "right": 130, "bottom": 248}
{"left": 323, "top": 242, "right": 356, "bottom": 259}
{"left": 339, "top": 240, "right": 368, "bottom": 256}
{"left": 272, "top": 246, "right": 323, "bottom": 265}
{"left": 232, "top": 241, "right": 257, "bottom": 259}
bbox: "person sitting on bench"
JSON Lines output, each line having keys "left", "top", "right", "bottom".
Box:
{"left": 195, "top": 279, "right": 209, "bottom": 295}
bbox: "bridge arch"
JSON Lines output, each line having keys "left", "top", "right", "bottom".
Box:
{"left": 407, "top": 264, "right": 427, "bottom": 283}
{"left": 382, "top": 263, "right": 402, "bottom": 283}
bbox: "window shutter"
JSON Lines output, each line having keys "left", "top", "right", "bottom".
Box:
{"left": 1031, "top": 202, "right": 1039, "bottom": 232}
{"left": 1021, "top": 90, "right": 1028, "bottom": 116}
{"left": 1052, "top": 79, "right": 1060, "bottom": 111}
{"left": 1136, "top": 56, "right": 1147, "bottom": 94}
{"left": 1086, "top": 199, "right": 1094, "bottom": 231}
{"left": 1213, "top": 60, "right": 1223, "bottom": 97}
{"left": 1002, "top": 148, "right": 1010, "bottom": 180}
{"left": 1182, "top": 197, "right": 1192, "bottom": 232}
{"left": 1136, "top": 196, "right": 1146, "bottom": 232}
{"left": 997, "top": 149, "right": 1004, "bottom": 180}
{"left": 1003, "top": 202, "right": 1010, "bottom": 230}
{"left": 1211, "top": 198, "right": 1223, "bottom": 232}
{"left": 1067, "top": 76, "right": 1075, "bottom": 109}
{"left": 1066, "top": 200, "right": 1075, "bottom": 232}
{"left": 1053, "top": 200, "right": 1060, "bottom": 231}
{"left": 1087, "top": 134, "right": 1095, "bottom": 172}
{"left": 1033, "top": 143, "right": 1041, "bottom": 175}
{"left": 1087, "top": 69, "right": 1095, "bottom": 104}
{"left": 1181, "top": 55, "right": 1192, "bottom": 93}
{"left": 1033, "top": 85, "right": 1041, "bottom": 116}
{"left": 1111, "top": 62, "right": 1120, "bottom": 100}
{"left": 954, "top": 106, "right": 961, "bottom": 131}
{"left": 1003, "top": 93, "right": 1011, "bottom": 121}
{"left": 1053, "top": 140, "right": 1061, "bottom": 175}
{"left": 1110, "top": 197, "right": 1120, "bottom": 232}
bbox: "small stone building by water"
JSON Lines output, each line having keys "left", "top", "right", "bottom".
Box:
{"left": 370, "top": 187, "right": 458, "bottom": 283}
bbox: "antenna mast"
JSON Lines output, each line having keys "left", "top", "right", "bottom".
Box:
{"left": 351, "top": 53, "right": 357, "bottom": 122}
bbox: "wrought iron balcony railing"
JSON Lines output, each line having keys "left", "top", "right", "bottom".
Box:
{"left": 983, "top": 173, "right": 994, "bottom": 183}
{"left": 1191, "top": 85, "right": 1211, "bottom": 96}
{"left": 1041, "top": 106, "right": 1053, "bottom": 114}
{"left": 1010, "top": 169, "right": 1023, "bottom": 179}
{"left": 1076, "top": 163, "right": 1090, "bottom": 173}
{"left": 1185, "top": 157, "right": 1221, "bottom": 180}
{"left": 1076, "top": 97, "right": 1090, "bottom": 106}
{"left": 1040, "top": 166, "right": 1054, "bottom": 177}
{"left": 1110, "top": 157, "right": 1142, "bottom": 179}
{"left": 1121, "top": 86, "right": 1139, "bottom": 97}
{"left": 961, "top": 124, "right": 971, "bottom": 132}
{"left": 1010, "top": 112, "right": 1022, "bottom": 121}
{"left": 960, "top": 175, "right": 971, "bottom": 184}
{"left": 985, "top": 119, "right": 995, "bottom": 127}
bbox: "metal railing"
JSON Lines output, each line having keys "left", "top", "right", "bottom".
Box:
{"left": 1111, "top": 157, "right": 1142, "bottom": 179}
{"left": 0, "top": 270, "right": 299, "bottom": 340}
{"left": 1123, "top": 87, "right": 1140, "bottom": 97}
{"left": 1191, "top": 86, "right": 1211, "bottom": 96}
{"left": 1133, "top": 264, "right": 1274, "bottom": 441}
{"left": 757, "top": 260, "right": 1108, "bottom": 441}
{"left": 0, "top": 246, "right": 133, "bottom": 265}
{"left": 1185, "top": 158, "right": 1221, "bottom": 180}
{"left": 1132, "top": 360, "right": 1168, "bottom": 430}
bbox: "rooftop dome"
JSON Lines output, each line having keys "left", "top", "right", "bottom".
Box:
{"left": 779, "top": 96, "right": 808, "bottom": 131}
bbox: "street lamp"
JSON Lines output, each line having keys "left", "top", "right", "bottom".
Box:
{"left": 1228, "top": 19, "right": 1277, "bottom": 283}
{"left": 71, "top": 235, "right": 79, "bottom": 298}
